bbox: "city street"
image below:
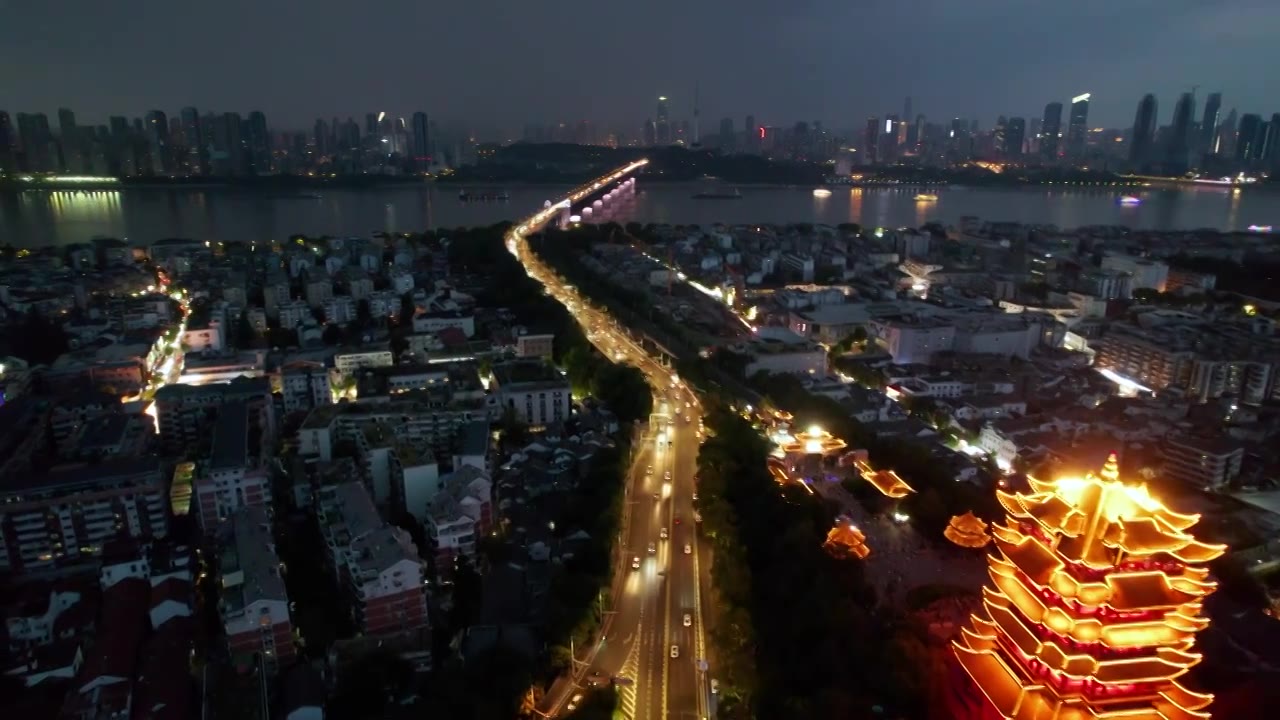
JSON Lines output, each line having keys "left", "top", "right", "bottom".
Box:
{"left": 508, "top": 164, "right": 715, "bottom": 720}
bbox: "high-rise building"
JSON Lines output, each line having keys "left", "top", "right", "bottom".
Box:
{"left": 16, "top": 112, "right": 55, "bottom": 172}
{"left": 950, "top": 455, "right": 1224, "bottom": 720}
{"left": 864, "top": 116, "right": 880, "bottom": 165}
{"left": 1198, "top": 92, "right": 1221, "bottom": 162}
{"left": 143, "top": 110, "right": 169, "bottom": 175}
{"left": 1040, "top": 102, "right": 1063, "bottom": 161}
{"left": 1066, "top": 93, "right": 1090, "bottom": 160}
{"left": 411, "top": 112, "right": 430, "bottom": 170}
{"left": 364, "top": 113, "right": 378, "bottom": 142}
{"left": 1235, "top": 113, "right": 1264, "bottom": 162}
{"left": 1165, "top": 92, "right": 1196, "bottom": 174}
{"left": 1215, "top": 108, "right": 1238, "bottom": 159}
{"left": 313, "top": 118, "right": 328, "bottom": 157}
{"left": 718, "top": 117, "right": 734, "bottom": 153}
{"left": 179, "top": 107, "right": 205, "bottom": 175}
{"left": 879, "top": 115, "right": 900, "bottom": 163}
{"left": 213, "top": 112, "right": 247, "bottom": 176}
{"left": 993, "top": 116, "right": 1007, "bottom": 156}
{"left": 246, "top": 111, "right": 271, "bottom": 175}
{"left": 1004, "top": 117, "right": 1026, "bottom": 158}
{"left": 903, "top": 96, "right": 913, "bottom": 122}
{"left": 656, "top": 96, "right": 671, "bottom": 145}
{"left": 908, "top": 113, "right": 925, "bottom": 151}
{"left": 744, "top": 114, "right": 757, "bottom": 153}
{"left": 1028, "top": 117, "right": 1042, "bottom": 155}
{"left": 0, "top": 111, "right": 14, "bottom": 172}
{"left": 1263, "top": 114, "right": 1280, "bottom": 169}
{"left": 1129, "top": 94, "right": 1159, "bottom": 169}
{"left": 57, "top": 108, "right": 83, "bottom": 173}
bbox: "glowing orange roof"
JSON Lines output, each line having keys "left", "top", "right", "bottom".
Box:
{"left": 780, "top": 424, "right": 848, "bottom": 456}
{"left": 946, "top": 512, "right": 991, "bottom": 548}
{"left": 824, "top": 524, "right": 871, "bottom": 560}
{"left": 859, "top": 464, "right": 915, "bottom": 498}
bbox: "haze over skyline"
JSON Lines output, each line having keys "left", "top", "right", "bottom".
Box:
{"left": 3, "top": 0, "right": 1278, "bottom": 133}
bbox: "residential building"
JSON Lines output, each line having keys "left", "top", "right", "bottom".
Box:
{"left": 489, "top": 360, "right": 571, "bottom": 427}
{"left": 0, "top": 458, "right": 168, "bottom": 573}
{"left": 515, "top": 333, "right": 554, "bottom": 359}
{"left": 219, "top": 506, "right": 296, "bottom": 672}
{"left": 1162, "top": 435, "right": 1243, "bottom": 490}
{"left": 425, "top": 465, "right": 493, "bottom": 574}
{"left": 153, "top": 377, "right": 272, "bottom": 450}
{"left": 1100, "top": 254, "right": 1169, "bottom": 292}
{"left": 194, "top": 401, "right": 271, "bottom": 531}
{"left": 298, "top": 397, "right": 486, "bottom": 462}
{"left": 315, "top": 482, "right": 429, "bottom": 636}
{"left": 334, "top": 350, "right": 394, "bottom": 375}
{"left": 280, "top": 361, "right": 332, "bottom": 414}
{"left": 869, "top": 316, "right": 956, "bottom": 365}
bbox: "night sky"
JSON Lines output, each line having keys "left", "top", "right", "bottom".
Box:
{"left": 3, "top": 0, "right": 1277, "bottom": 135}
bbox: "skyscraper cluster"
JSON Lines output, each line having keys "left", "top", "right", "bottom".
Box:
{"left": 1126, "top": 90, "right": 1279, "bottom": 175}
{"left": 0, "top": 106, "right": 438, "bottom": 178}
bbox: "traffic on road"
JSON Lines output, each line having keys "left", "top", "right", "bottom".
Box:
{"left": 507, "top": 163, "right": 717, "bottom": 720}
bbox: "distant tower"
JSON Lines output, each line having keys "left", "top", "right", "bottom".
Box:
{"left": 144, "top": 110, "right": 169, "bottom": 175}
{"left": 1216, "top": 108, "right": 1238, "bottom": 158}
{"left": 1066, "top": 93, "right": 1090, "bottom": 161}
{"left": 411, "top": 112, "right": 430, "bottom": 170}
{"left": 1198, "top": 92, "right": 1222, "bottom": 164}
{"left": 1040, "top": 102, "right": 1063, "bottom": 161}
{"left": 1004, "top": 117, "right": 1026, "bottom": 157}
{"left": 656, "top": 96, "right": 671, "bottom": 145}
{"left": 1129, "top": 94, "right": 1159, "bottom": 169}
{"left": 1165, "top": 92, "right": 1196, "bottom": 174}
{"left": 904, "top": 96, "right": 913, "bottom": 122}
{"left": 692, "top": 84, "right": 701, "bottom": 148}
{"left": 1235, "top": 113, "right": 1264, "bottom": 162}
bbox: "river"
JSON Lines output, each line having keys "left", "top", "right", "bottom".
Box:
{"left": 2, "top": 182, "right": 1278, "bottom": 248}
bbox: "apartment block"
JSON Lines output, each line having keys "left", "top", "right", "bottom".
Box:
{"left": 489, "top": 360, "right": 571, "bottom": 427}
{"left": 298, "top": 396, "right": 487, "bottom": 462}
{"left": 194, "top": 401, "right": 271, "bottom": 531}
{"left": 219, "top": 506, "right": 295, "bottom": 672}
{"left": 316, "top": 482, "right": 429, "bottom": 636}
{"left": 1163, "top": 435, "right": 1244, "bottom": 490}
{"left": 425, "top": 466, "right": 493, "bottom": 573}
{"left": 153, "top": 376, "right": 273, "bottom": 450}
{"left": 280, "top": 361, "right": 332, "bottom": 414}
{"left": 0, "top": 458, "right": 168, "bottom": 573}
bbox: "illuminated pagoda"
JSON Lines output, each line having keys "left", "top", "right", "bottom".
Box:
{"left": 945, "top": 511, "right": 991, "bottom": 549}
{"left": 824, "top": 521, "right": 872, "bottom": 560}
{"left": 779, "top": 424, "right": 848, "bottom": 478}
{"left": 950, "top": 454, "right": 1225, "bottom": 720}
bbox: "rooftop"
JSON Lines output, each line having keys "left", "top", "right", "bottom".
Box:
{"left": 209, "top": 401, "right": 250, "bottom": 471}
{"left": 491, "top": 360, "right": 565, "bottom": 387}
{"left": 0, "top": 456, "right": 162, "bottom": 499}
{"left": 219, "top": 506, "right": 287, "bottom": 615}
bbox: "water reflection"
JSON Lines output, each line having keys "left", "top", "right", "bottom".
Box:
{"left": 43, "top": 190, "right": 123, "bottom": 224}
{"left": 849, "top": 188, "right": 862, "bottom": 225}
{"left": 4, "top": 183, "right": 1280, "bottom": 248}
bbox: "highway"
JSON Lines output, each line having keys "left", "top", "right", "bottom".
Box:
{"left": 507, "top": 163, "right": 716, "bottom": 720}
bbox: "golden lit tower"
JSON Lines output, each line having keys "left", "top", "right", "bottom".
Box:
{"left": 951, "top": 454, "right": 1225, "bottom": 720}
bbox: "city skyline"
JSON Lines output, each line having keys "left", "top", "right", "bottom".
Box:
{"left": 2, "top": 0, "right": 1277, "bottom": 131}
